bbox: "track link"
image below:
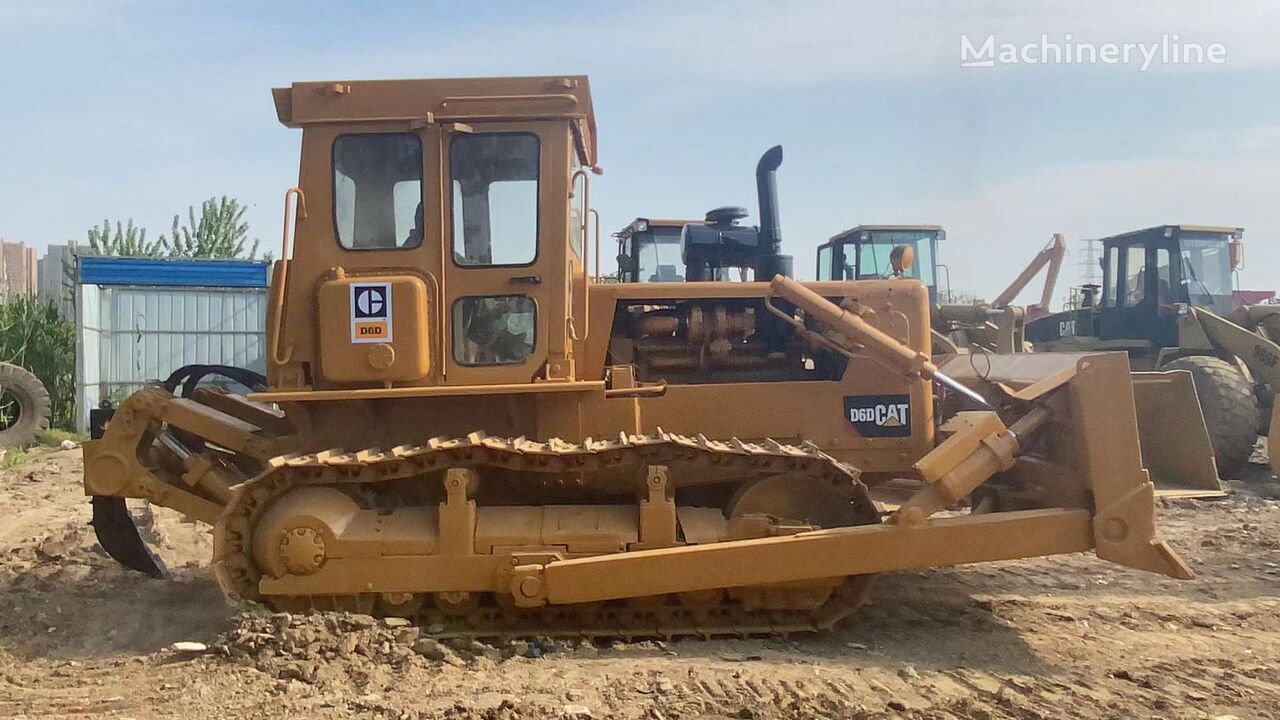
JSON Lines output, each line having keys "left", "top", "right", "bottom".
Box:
{"left": 213, "top": 430, "right": 881, "bottom": 640}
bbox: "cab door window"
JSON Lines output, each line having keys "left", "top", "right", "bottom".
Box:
{"left": 1155, "top": 248, "right": 1173, "bottom": 310}
{"left": 1124, "top": 245, "right": 1147, "bottom": 307}
{"left": 1103, "top": 248, "right": 1119, "bottom": 307}
{"left": 450, "top": 133, "right": 540, "bottom": 266}
{"left": 452, "top": 295, "right": 536, "bottom": 365}
{"left": 333, "top": 133, "right": 423, "bottom": 250}
{"left": 817, "top": 245, "right": 833, "bottom": 280}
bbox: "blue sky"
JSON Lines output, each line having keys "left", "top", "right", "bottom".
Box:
{"left": 2, "top": 1, "right": 1278, "bottom": 302}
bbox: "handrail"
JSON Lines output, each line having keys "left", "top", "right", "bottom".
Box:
{"left": 270, "top": 187, "right": 307, "bottom": 366}
{"left": 568, "top": 169, "right": 591, "bottom": 342}
{"left": 589, "top": 207, "right": 601, "bottom": 282}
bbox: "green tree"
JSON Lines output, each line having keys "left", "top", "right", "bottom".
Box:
{"left": 86, "top": 218, "right": 165, "bottom": 257}
{"left": 162, "top": 196, "right": 261, "bottom": 259}
{"left": 0, "top": 295, "right": 75, "bottom": 429}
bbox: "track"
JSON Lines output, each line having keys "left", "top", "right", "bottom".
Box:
{"left": 212, "top": 430, "right": 882, "bottom": 639}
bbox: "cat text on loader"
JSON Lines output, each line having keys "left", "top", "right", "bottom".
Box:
{"left": 84, "top": 75, "right": 1188, "bottom": 638}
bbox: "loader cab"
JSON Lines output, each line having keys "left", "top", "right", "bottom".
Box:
{"left": 818, "top": 225, "right": 943, "bottom": 303}
{"left": 613, "top": 218, "right": 697, "bottom": 283}
{"left": 267, "top": 76, "right": 598, "bottom": 393}
{"left": 1097, "top": 225, "right": 1240, "bottom": 345}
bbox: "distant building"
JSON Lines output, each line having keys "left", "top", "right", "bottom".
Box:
{"left": 38, "top": 241, "right": 83, "bottom": 315}
{"left": 0, "top": 238, "right": 38, "bottom": 297}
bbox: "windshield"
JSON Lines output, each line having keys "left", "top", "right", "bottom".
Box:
{"left": 1178, "top": 232, "right": 1233, "bottom": 307}
{"left": 852, "top": 231, "right": 937, "bottom": 287}
{"left": 634, "top": 226, "right": 685, "bottom": 282}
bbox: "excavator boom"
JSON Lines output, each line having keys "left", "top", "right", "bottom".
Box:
{"left": 993, "top": 233, "right": 1066, "bottom": 319}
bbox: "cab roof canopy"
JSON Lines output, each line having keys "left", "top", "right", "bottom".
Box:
{"left": 272, "top": 75, "right": 597, "bottom": 165}
{"left": 614, "top": 217, "right": 705, "bottom": 241}
{"left": 1100, "top": 225, "right": 1244, "bottom": 243}
{"left": 829, "top": 224, "right": 943, "bottom": 242}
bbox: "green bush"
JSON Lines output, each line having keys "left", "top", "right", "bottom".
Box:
{"left": 0, "top": 295, "right": 76, "bottom": 430}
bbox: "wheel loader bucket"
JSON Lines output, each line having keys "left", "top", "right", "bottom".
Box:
{"left": 1131, "top": 370, "right": 1224, "bottom": 498}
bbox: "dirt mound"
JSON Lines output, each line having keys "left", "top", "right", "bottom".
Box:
{"left": 216, "top": 609, "right": 504, "bottom": 677}
{"left": 2, "top": 447, "right": 1278, "bottom": 719}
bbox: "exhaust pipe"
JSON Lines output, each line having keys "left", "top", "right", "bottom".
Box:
{"left": 754, "top": 145, "right": 793, "bottom": 278}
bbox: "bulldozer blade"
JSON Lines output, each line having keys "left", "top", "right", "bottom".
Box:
{"left": 90, "top": 496, "right": 167, "bottom": 578}
{"left": 1131, "top": 371, "right": 1224, "bottom": 498}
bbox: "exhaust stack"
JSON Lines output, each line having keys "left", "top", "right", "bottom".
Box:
{"left": 681, "top": 145, "right": 795, "bottom": 281}
{"left": 755, "top": 145, "right": 792, "bottom": 278}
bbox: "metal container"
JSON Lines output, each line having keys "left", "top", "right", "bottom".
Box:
{"left": 74, "top": 256, "right": 269, "bottom": 431}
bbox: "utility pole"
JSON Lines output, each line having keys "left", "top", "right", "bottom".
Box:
{"left": 1077, "top": 237, "right": 1101, "bottom": 285}
{"left": 1063, "top": 237, "right": 1102, "bottom": 310}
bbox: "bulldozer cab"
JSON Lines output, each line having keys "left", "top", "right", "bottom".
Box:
{"left": 818, "top": 225, "right": 944, "bottom": 304}
{"left": 1095, "top": 225, "right": 1241, "bottom": 346}
{"left": 266, "top": 77, "right": 598, "bottom": 391}
{"left": 613, "top": 218, "right": 699, "bottom": 283}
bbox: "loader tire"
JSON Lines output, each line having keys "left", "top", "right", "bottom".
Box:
{"left": 1161, "top": 355, "right": 1259, "bottom": 477}
{"left": 0, "top": 362, "right": 51, "bottom": 448}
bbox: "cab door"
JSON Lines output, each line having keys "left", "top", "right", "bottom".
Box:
{"left": 441, "top": 123, "right": 566, "bottom": 386}
{"left": 1101, "top": 241, "right": 1160, "bottom": 342}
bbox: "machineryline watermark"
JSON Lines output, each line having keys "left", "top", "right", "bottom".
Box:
{"left": 960, "top": 33, "right": 1227, "bottom": 71}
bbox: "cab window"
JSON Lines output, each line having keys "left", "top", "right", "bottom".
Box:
{"left": 856, "top": 233, "right": 936, "bottom": 286}
{"left": 1124, "top": 245, "right": 1146, "bottom": 307}
{"left": 451, "top": 133, "right": 540, "bottom": 266}
{"left": 817, "top": 245, "right": 833, "bottom": 280}
{"left": 1103, "top": 248, "right": 1119, "bottom": 307}
{"left": 452, "top": 295, "right": 536, "bottom": 365}
{"left": 1155, "top": 248, "right": 1173, "bottom": 308}
{"left": 333, "top": 133, "right": 423, "bottom": 250}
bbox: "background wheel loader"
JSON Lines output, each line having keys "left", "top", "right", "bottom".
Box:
{"left": 1027, "top": 225, "right": 1277, "bottom": 479}
{"left": 83, "top": 75, "right": 1191, "bottom": 638}
{"left": 613, "top": 217, "right": 702, "bottom": 283}
{"left": 816, "top": 225, "right": 1065, "bottom": 355}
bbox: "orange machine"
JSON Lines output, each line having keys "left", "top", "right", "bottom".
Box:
{"left": 84, "top": 76, "right": 1188, "bottom": 638}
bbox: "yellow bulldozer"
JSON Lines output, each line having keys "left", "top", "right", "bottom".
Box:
{"left": 84, "top": 75, "right": 1193, "bottom": 638}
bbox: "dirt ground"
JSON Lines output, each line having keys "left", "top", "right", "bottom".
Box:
{"left": 0, "top": 447, "right": 1277, "bottom": 719}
